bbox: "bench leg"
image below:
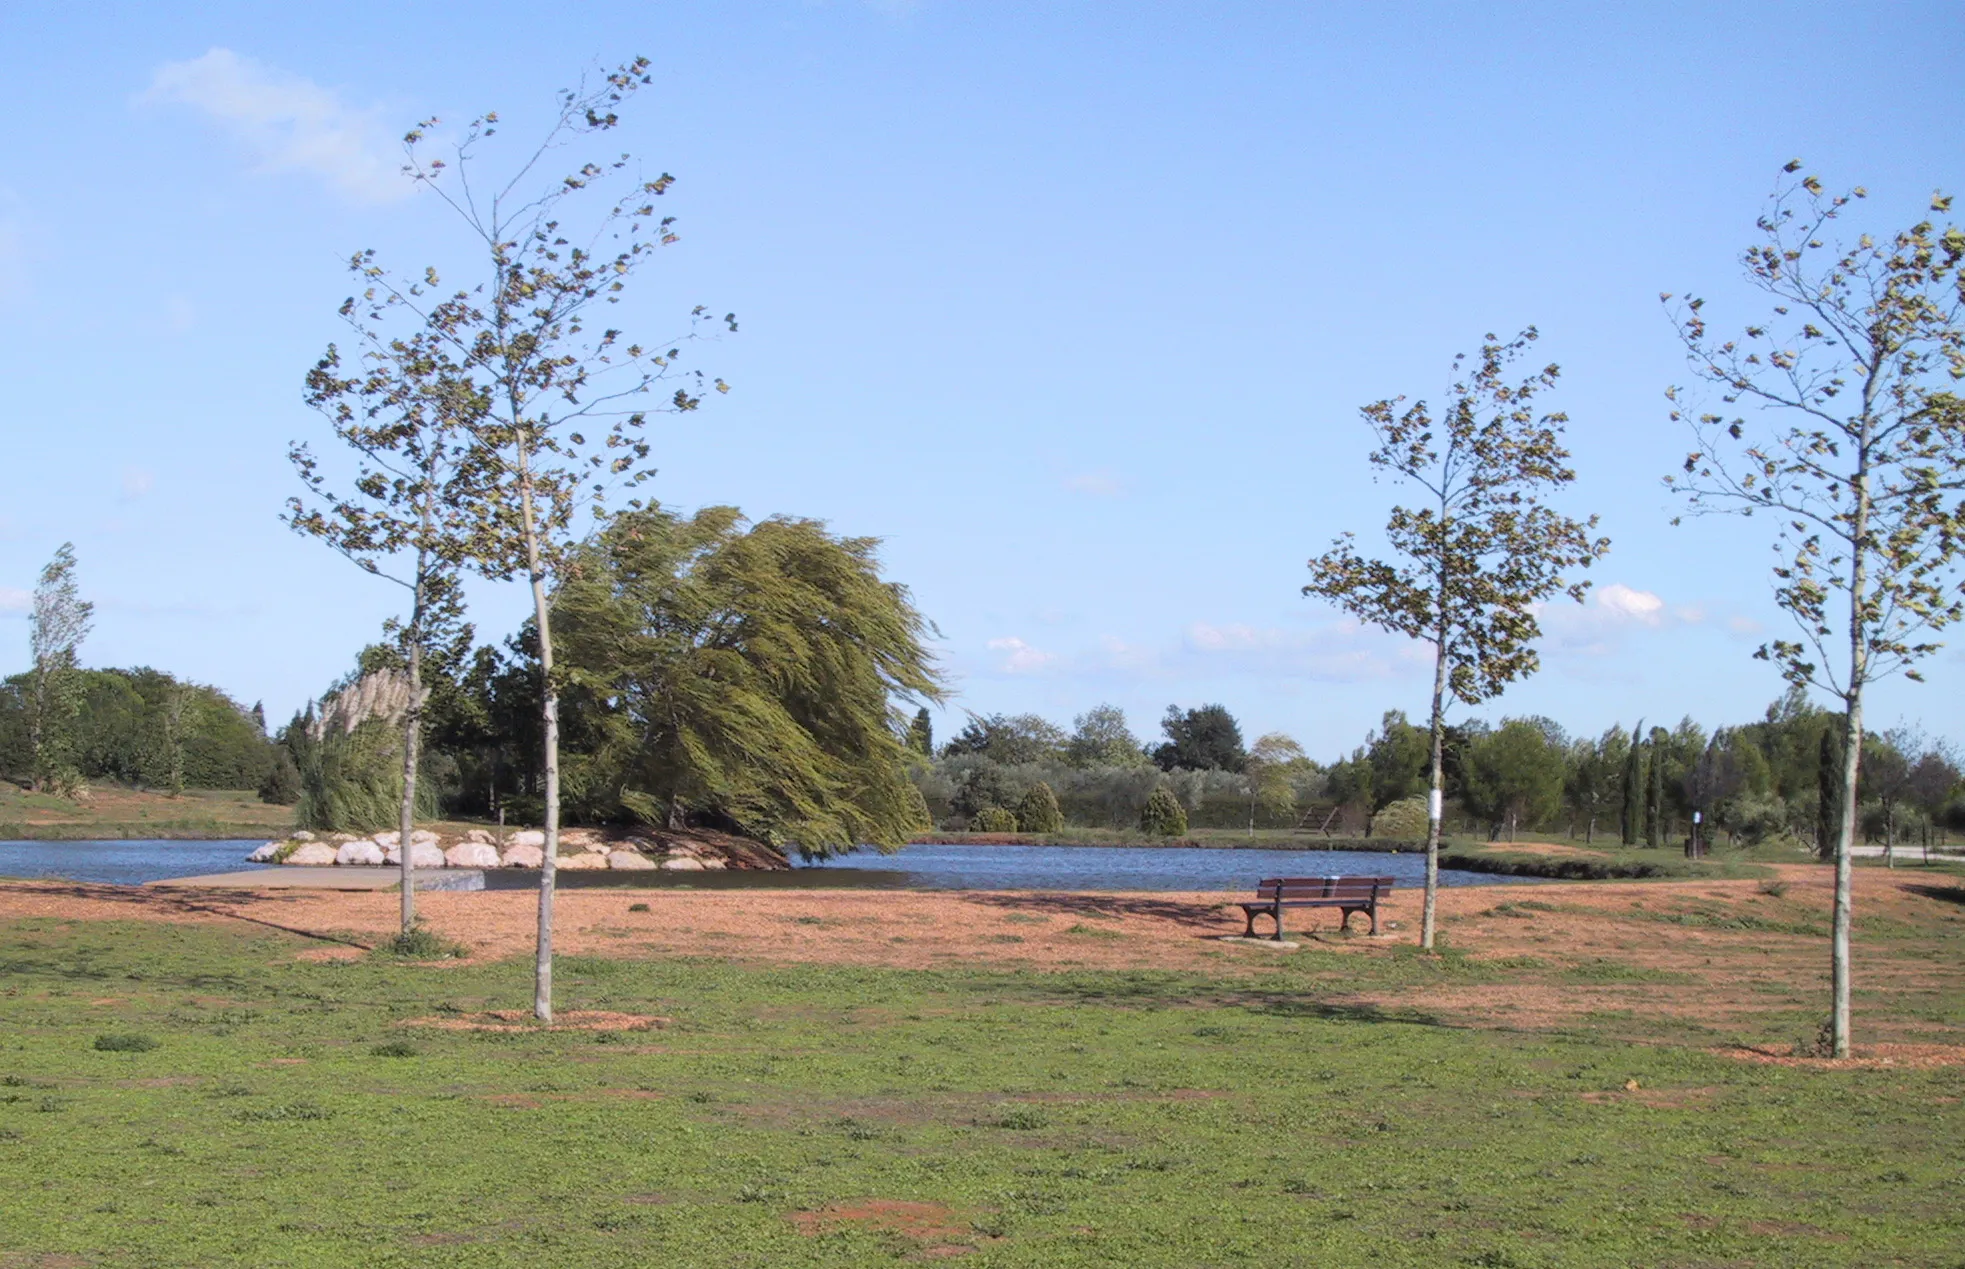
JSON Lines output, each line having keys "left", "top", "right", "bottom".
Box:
{"left": 1272, "top": 910, "right": 1285, "bottom": 942}
{"left": 1337, "top": 907, "right": 1353, "bottom": 932}
{"left": 1243, "top": 909, "right": 1257, "bottom": 938}
{"left": 1367, "top": 903, "right": 1379, "bottom": 936}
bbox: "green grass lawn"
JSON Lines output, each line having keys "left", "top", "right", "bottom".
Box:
{"left": 1, "top": 918, "right": 1960, "bottom": 1267}
{"left": 0, "top": 785, "right": 296, "bottom": 840}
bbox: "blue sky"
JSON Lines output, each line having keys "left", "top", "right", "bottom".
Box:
{"left": 2, "top": 0, "right": 1961, "bottom": 758}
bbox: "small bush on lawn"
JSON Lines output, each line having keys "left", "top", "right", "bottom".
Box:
{"left": 374, "top": 926, "right": 466, "bottom": 960}
{"left": 369, "top": 1040, "right": 419, "bottom": 1058}
{"left": 93, "top": 1034, "right": 158, "bottom": 1053}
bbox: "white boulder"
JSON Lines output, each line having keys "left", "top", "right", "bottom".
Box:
{"left": 335, "top": 840, "right": 387, "bottom": 867}
{"left": 698, "top": 857, "right": 727, "bottom": 871}
{"left": 607, "top": 850, "right": 658, "bottom": 871}
{"left": 445, "top": 843, "right": 501, "bottom": 869}
{"left": 410, "top": 829, "right": 440, "bottom": 847}
{"left": 290, "top": 830, "right": 316, "bottom": 843}
{"left": 283, "top": 842, "right": 337, "bottom": 866}
{"left": 508, "top": 829, "right": 547, "bottom": 849}
{"left": 371, "top": 830, "right": 400, "bottom": 848}
{"left": 383, "top": 842, "right": 447, "bottom": 870}
{"left": 247, "top": 841, "right": 282, "bottom": 863}
{"left": 464, "top": 828, "right": 495, "bottom": 845}
{"left": 659, "top": 856, "right": 705, "bottom": 872}
{"left": 557, "top": 852, "right": 611, "bottom": 871}
{"left": 499, "top": 844, "right": 544, "bottom": 869}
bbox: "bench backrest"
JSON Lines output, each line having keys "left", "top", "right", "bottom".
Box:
{"left": 1254, "top": 876, "right": 1395, "bottom": 901}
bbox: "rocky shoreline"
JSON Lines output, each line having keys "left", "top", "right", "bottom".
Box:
{"left": 247, "top": 826, "right": 789, "bottom": 872}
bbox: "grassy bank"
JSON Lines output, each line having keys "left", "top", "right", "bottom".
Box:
{"left": 0, "top": 910, "right": 1960, "bottom": 1266}
{"left": 0, "top": 786, "right": 294, "bottom": 841}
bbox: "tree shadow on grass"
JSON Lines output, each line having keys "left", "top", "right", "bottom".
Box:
{"left": 973, "top": 971, "right": 1449, "bottom": 1029}
{"left": 1904, "top": 884, "right": 1965, "bottom": 908}
{"left": 0, "top": 880, "right": 372, "bottom": 949}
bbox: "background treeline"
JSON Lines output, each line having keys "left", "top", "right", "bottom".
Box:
{"left": 898, "top": 687, "right": 1964, "bottom": 850}
{"left": 0, "top": 668, "right": 279, "bottom": 794}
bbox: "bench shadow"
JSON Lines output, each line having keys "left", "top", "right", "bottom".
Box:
{"left": 956, "top": 891, "right": 1229, "bottom": 930}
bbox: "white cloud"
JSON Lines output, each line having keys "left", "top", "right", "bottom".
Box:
{"left": 1063, "top": 469, "right": 1123, "bottom": 498}
{"left": 986, "top": 635, "right": 1058, "bottom": 674}
{"left": 1595, "top": 582, "right": 1666, "bottom": 626}
{"left": 1538, "top": 581, "right": 1709, "bottom": 658}
{"left": 1182, "top": 618, "right": 1419, "bottom": 682}
{"left": 141, "top": 49, "right": 405, "bottom": 204}
{"left": 0, "top": 587, "right": 28, "bottom": 615}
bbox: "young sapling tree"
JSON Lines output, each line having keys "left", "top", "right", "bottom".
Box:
{"left": 350, "top": 58, "right": 732, "bottom": 1020}
{"left": 291, "top": 328, "right": 491, "bottom": 935}
{"left": 1666, "top": 163, "right": 1965, "bottom": 1056}
{"left": 1305, "top": 330, "right": 1608, "bottom": 949}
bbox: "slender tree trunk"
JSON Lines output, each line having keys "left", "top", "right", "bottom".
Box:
{"left": 1421, "top": 617, "right": 1449, "bottom": 952}
{"left": 515, "top": 435, "right": 560, "bottom": 1025}
{"left": 1831, "top": 467, "right": 1871, "bottom": 1060}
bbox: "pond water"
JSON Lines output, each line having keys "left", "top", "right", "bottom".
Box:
{"left": 0, "top": 840, "right": 277, "bottom": 888}
{"left": 2, "top": 838, "right": 1534, "bottom": 892}
{"left": 790, "top": 841, "right": 1534, "bottom": 892}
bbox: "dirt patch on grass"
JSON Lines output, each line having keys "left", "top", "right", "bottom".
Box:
{"left": 1581, "top": 1084, "right": 1720, "bottom": 1109}
{"left": 1716, "top": 1043, "right": 1965, "bottom": 1070}
{"left": 1487, "top": 841, "right": 1609, "bottom": 858}
{"left": 402, "top": 1010, "right": 667, "bottom": 1033}
{"left": 790, "top": 1198, "right": 979, "bottom": 1249}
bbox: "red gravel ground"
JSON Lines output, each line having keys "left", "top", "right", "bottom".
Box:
{"left": 3, "top": 864, "right": 1961, "bottom": 1047}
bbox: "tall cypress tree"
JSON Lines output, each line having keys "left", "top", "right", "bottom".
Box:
{"left": 1620, "top": 719, "right": 1644, "bottom": 846}
{"left": 1816, "top": 725, "right": 1842, "bottom": 861}
{"left": 1645, "top": 727, "right": 1666, "bottom": 849}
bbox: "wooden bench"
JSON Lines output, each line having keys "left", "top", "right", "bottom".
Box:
{"left": 1237, "top": 876, "right": 1396, "bottom": 940}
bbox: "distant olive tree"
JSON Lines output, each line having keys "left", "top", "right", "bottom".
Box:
{"left": 1665, "top": 164, "right": 1965, "bottom": 1056}
{"left": 1306, "top": 330, "right": 1608, "bottom": 949}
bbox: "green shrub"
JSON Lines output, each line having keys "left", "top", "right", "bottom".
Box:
{"left": 1371, "top": 794, "right": 1430, "bottom": 840}
{"left": 258, "top": 746, "right": 302, "bottom": 806}
{"left": 373, "top": 925, "right": 466, "bottom": 960}
{"left": 1015, "top": 781, "right": 1065, "bottom": 834}
{"left": 1140, "top": 786, "right": 1187, "bottom": 837}
{"left": 369, "top": 1040, "right": 419, "bottom": 1058}
{"left": 969, "top": 806, "right": 1019, "bottom": 833}
{"left": 92, "top": 1034, "right": 158, "bottom": 1053}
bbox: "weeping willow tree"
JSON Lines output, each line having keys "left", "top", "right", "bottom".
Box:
{"left": 550, "top": 504, "right": 944, "bottom": 855}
